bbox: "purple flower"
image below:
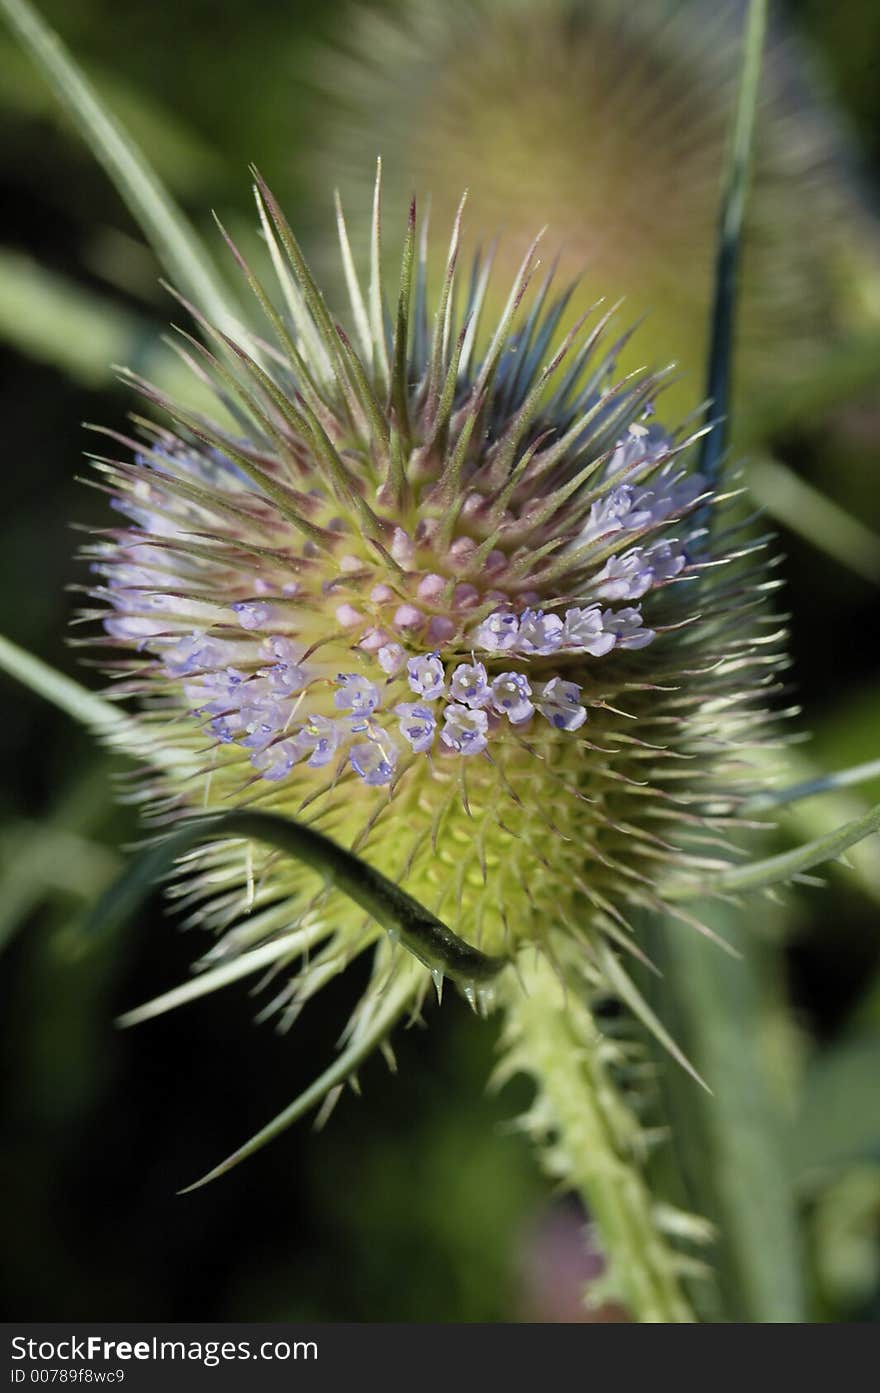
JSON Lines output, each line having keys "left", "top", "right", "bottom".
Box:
{"left": 251, "top": 738, "right": 303, "bottom": 781}
{"left": 164, "top": 631, "right": 232, "bottom": 676}
{"left": 537, "top": 678, "right": 587, "bottom": 732}
{"left": 232, "top": 600, "right": 274, "bottom": 630}
{"left": 645, "top": 540, "right": 686, "bottom": 583}
{"left": 377, "top": 642, "right": 405, "bottom": 675}
{"left": 407, "top": 652, "right": 446, "bottom": 700}
{"left": 264, "top": 661, "right": 308, "bottom": 697}
{"left": 334, "top": 673, "right": 382, "bottom": 716}
{"left": 213, "top": 714, "right": 242, "bottom": 743}
{"left": 350, "top": 736, "right": 398, "bottom": 785}
{"left": 581, "top": 485, "right": 653, "bottom": 544}
{"left": 262, "top": 636, "right": 302, "bottom": 664}
{"left": 490, "top": 672, "right": 534, "bottom": 724}
{"left": 102, "top": 614, "right": 166, "bottom": 646}
{"left": 602, "top": 607, "right": 656, "bottom": 650}
{"left": 593, "top": 550, "right": 654, "bottom": 602}
{"left": 239, "top": 683, "right": 288, "bottom": 751}
{"left": 440, "top": 704, "right": 489, "bottom": 755}
{"left": 560, "top": 606, "right": 615, "bottom": 656}
{"left": 297, "top": 714, "right": 340, "bottom": 768}
{"left": 472, "top": 610, "right": 519, "bottom": 652}
{"left": 448, "top": 661, "right": 491, "bottom": 707}
{"left": 517, "top": 609, "right": 564, "bottom": 655}
{"left": 394, "top": 702, "right": 437, "bottom": 753}
{"left": 184, "top": 667, "right": 246, "bottom": 716}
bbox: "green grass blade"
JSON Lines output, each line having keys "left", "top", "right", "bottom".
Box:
{"left": 699, "top": 0, "right": 767, "bottom": 485}
{"left": 739, "top": 747, "right": 880, "bottom": 904}
{"left": 0, "top": 0, "right": 238, "bottom": 334}
{"left": 0, "top": 633, "right": 198, "bottom": 776}
{"left": 0, "top": 247, "right": 147, "bottom": 386}
{"left": 0, "top": 247, "right": 215, "bottom": 407}
{"left": 748, "top": 457, "right": 880, "bottom": 585}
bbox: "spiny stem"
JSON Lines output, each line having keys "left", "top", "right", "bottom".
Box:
{"left": 499, "top": 954, "right": 695, "bottom": 1323}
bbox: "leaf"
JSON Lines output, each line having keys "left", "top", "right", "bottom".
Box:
{"left": 0, "top": 34, "right": 223, "bottom": 195}
{"left": 743, "top": 745, "right": 880, "bottom": 906}
{"left": 641, "top": 903, "right": 806, "bottom": 1322}
{"left": 808, "top": 689, "right": 880, "bottom": 797}
{"left": 0, "top": 0, "right": 239, "bottom": 336}
{"left": 84, "top": 810, "right": 507, "bottom": 989}
{"left": 93, "top": 806, "right": 509, "bottom": 1191}
{"left": 792, "top": 1034, "right": 880, "bottom": 1179}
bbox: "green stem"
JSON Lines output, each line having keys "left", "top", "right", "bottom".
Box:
{"left": 500, "top": 953, "right": 695, "bottom": 1323}
{"left": 699, "top": 0, "right": 767, "bottom": 486}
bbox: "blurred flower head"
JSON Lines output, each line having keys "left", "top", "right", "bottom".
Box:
{"left": 312, "top": 0, "right": 880, "bottom": 422}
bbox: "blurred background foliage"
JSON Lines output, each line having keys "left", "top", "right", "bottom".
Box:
{"left": 0, "top": 0, "right": 879, "bottom": 1321}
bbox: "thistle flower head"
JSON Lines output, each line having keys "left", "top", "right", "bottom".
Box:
{"left": 82, "top": 169, "right": 782, "bottom": 1105}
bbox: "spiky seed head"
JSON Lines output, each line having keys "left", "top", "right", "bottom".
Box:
{"left": 81, "top": 171, "right": 784, "bottom": 1077}
{"left": 311, "top": 0, "right": 880, "bottom": 422}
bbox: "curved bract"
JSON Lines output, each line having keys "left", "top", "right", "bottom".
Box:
{"left": 86, "top": 809, "right": 507, "bottom": 987}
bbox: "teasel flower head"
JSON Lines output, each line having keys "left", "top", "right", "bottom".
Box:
{"left": 79, "top": 169, "right": 783, "bottom": 1201}
{"left": 312, "top": 0, "right": 880, "bottom": 423}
